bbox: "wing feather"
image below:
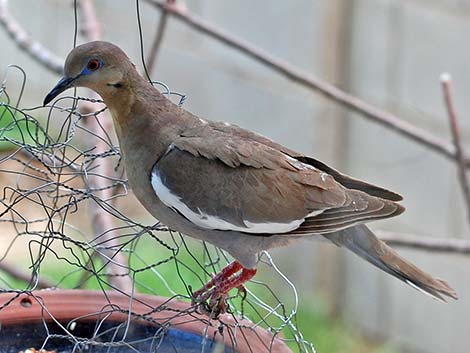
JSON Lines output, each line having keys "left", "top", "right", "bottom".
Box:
{"left": 153, "top": 121, "right": 404, "bottom": 236}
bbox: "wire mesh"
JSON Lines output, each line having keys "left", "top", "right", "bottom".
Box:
{"left": 0, "top": 28, "right": 316, "bottom": 353}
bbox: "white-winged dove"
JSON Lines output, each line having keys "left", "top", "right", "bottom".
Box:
{"left": 44, "top": 41, "right": 457, "bottom": 316}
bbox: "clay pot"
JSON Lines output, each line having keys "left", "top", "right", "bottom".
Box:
{"left": 0, "top": 289, "right": 291, "bottom": 353}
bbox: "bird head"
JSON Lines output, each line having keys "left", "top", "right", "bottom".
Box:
{"left": 44, "top": 41, "right": 135, "bottom": 106}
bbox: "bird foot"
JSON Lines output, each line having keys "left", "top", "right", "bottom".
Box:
{"left": 191, "top": 288, "right": 229, "bottom": 318}
{"left": 190, "top": 261, "right": 256, "bottom": 318}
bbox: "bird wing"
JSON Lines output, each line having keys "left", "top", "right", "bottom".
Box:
{"left": 206, "top": 121, "right": 403, "bottom": 202}
{"left": 151, "top": 123, "right": 403, "bottom": 235}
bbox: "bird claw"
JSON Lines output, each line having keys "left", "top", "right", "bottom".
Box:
{"left": 236, "top": 284, "right": 247, "bottom": 300}
{"left": 191, "top": 284, "right": 249, "bottom": 318}
{"left": 191, "top": 288, "right": 228, "bottom": 318}
{"left": 189, "top": 262, "right": 256, "bottom": 318}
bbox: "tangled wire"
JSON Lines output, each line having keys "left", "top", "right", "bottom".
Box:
{"left": 0, "top": 58, "right": 316, "bottom": 352}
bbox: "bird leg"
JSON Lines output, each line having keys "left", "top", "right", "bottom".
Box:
{"left": 191, "top": 261, "right": 257, "bottom": 317}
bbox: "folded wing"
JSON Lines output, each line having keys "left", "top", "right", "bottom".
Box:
{"left": 151, "top": 123, "right": 404, "bottom": 235}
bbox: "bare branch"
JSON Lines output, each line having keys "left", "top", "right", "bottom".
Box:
{"left": 145, "top": 0, "right": 174, "bottom": 75}
{"left": 441, "top": 73, "right": 470, "bottom": 229}
{"left": 377, "top": 231, "right": 470, "bottom": 254}
{"left": 79, "top": 0, "right": 102, "bottom": 41}
{"left": 144, "top": 0, "right": 470, "bottom": 167}
{"left": 0, "top": 260, "right": 55, "bottom": 289}
{"left": 78, "top": 0, "right": 133, "bottom": 293}
{"left": 0, "top": 0, "right": 63, "bottom": 75}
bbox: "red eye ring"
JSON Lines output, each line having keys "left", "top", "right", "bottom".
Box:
{"left": 87, "top": 59, "right": 101, "bottom": 71}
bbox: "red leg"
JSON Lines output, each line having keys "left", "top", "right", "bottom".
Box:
{"left": 191, "top": 261, "right": 257, "bottom": 317}
{"left": 212, "top": 266, "right": 256, "bottom": 295}
{"left": 191, "top": 261, "right": 243, "bottom": 299}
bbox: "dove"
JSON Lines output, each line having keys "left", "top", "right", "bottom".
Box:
{"left": 44, "top": 41, "right": 457, "bottom": 316}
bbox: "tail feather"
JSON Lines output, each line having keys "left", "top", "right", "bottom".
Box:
{"left": 325, "top": 224, "right": 458, "bottom": 302}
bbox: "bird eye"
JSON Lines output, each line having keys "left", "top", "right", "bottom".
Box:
{"left": 87, "top": 59, "right": 101, "bottom": 71}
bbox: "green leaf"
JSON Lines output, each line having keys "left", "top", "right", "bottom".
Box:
{"left": 0, "top": 105, "right": 45, "bottom": 151}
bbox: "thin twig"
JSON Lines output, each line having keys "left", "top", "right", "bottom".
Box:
{"left": 0, "top": 260, "right": 55, "bottom": 289}
{"left": 377, "top": 231, "right": 470, "bottom": 254}
{"left": 441, "top": 73, "right": 470, "bottom": 229}
{"left": 0, "top": 0, "right": 63, "bottom": 75}
{"left": 144, "top": 0, "right": 469, "bottom": 168}
{"left": 79, "top": 0, "right": 102, "bottom": 40}
{"left": 145, "top": 0, "right": 174, "bottom": 75}
{"left": 78, "top": 0, "right": 133, "bottom": 292}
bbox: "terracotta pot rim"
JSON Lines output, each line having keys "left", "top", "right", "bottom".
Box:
{"left": 0, "top": 289, "right": 291, "bottom": 353}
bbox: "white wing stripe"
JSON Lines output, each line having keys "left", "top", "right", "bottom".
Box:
{"left": 151, "top": 169, "right": 321, "bottom": 234}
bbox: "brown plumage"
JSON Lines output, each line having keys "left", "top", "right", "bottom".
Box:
{"left": 44, "top": 41, "right": 457, "bottom": 315}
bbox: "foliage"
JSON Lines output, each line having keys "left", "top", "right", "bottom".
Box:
{"left": 0, "top": 105, "right": 45, "bottom": 151}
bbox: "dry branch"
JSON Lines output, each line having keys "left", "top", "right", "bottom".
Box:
{"left": 145, "top": 1, "right": 173, "bottom": 75}
{"left": 377, "top": 231, "right": 470, "bottom": 254}
{"left": 144, "top": 0, "right": 470, "bottom": 168}
{"left": 441, "top": 74, "right": 470, "bottom": 228}
{"left": 0, "top": 0, "right": 62, "bottom": 75}
{"left": 0, "top": 260, "right": 55, "bottom": 289}
{"left": 79, "top": 0, "right": 102, "bottom": 40}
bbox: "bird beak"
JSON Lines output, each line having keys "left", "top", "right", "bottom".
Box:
{"left": 43, "top": 76, "right": 77, "bottom": 106}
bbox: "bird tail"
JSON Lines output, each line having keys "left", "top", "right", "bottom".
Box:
{"left": 324, "top": 224, "right": 458, "bottom": 302}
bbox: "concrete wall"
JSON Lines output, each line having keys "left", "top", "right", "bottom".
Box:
{"left": 340, "top": 1, "right": 470, "bottom": 352}
{"left": 1, "top": 1, "right": 468, "bottom": 352}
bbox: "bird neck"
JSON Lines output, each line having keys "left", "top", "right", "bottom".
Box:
{"left": 102, "top": 73, "right": 195, "bottom": 179}
{"left": 105, "top": 75, "right": 182, "bottom": 140}
{"left": 97, "top": 72, "right": 144, "bottom": 123}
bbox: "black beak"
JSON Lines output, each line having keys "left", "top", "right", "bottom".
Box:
{"left": 43, "top": 76, "right": 77, "bottom": 106}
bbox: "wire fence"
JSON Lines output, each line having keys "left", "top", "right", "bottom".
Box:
{"left": 0, "top": 41, "right": 315, "bottom": 352}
